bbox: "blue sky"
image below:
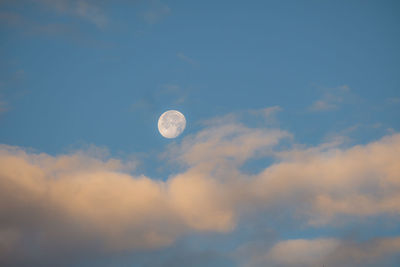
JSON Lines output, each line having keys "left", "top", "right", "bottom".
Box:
{"left": 1, "top": 0, "right": 400, "bottom": 266}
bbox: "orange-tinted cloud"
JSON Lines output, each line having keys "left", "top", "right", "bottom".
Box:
{"left": 0, "top": 148, "right": 231, "bottom": 260}
{"left": 251, "top": 134, "right": 400, "bottom": 224}
{"left": 0, "top": 121, "right": 399, "bottom": 264}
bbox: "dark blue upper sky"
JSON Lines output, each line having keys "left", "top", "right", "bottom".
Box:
{"left": 1, "top": 0, "right": 399, "bottom": 157}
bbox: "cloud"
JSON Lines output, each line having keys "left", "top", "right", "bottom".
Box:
{"left": 0, "top": 229, "right": 20, "bottom": 261}
{"left": 248, "top": 106, "right": 282, "bottom": 125}
{"left": 177, "top": 52, "right": 197, "bottom": 66}
{"left": 242, "top": 236, "right": 400, "bottom": 267}
{"left": 201, "top": 106, "right": 283, "bottom": 128}
{"left": 0, "top": 139, "right": 248, "bottom": 264}
{"left": 0, "top": 99, "right": 8, "bottom": 115}
{"left": 142, "top": 0, "right": 170, "bottom": 24}
{"left": 130, "top": 83, "right": 186, "bottom": 113}
{"left": 254, "top": 106, "right": 282, "bottom": 118}
{"left": 0, "top": 11, "right": 24, "bottom": 26}
{"left": 325, "top": 236, "right": 400, "bottom": 265}
{"left": 309, "top": 85, "right": 350, "bottom": 111}
{"left": 0, "top": 116, "right": 399, "bottom": 264}
{"left": 159, "top": 84, "right": 186, "bottom": 104}
{"left": 265, "top": 238, "right": 340, "bottom": 266}
{"left": 258, "top": 135, "right": 400, "bottom": 224}
{"left": 169, "top": 123, "right": 290, "bottom": 167}
{"left": 309, "top": 99, "right": 337, "bottom": 111}
{"left": 387, "top": 97, "right": 400, "bottom": 104}
{"left": 32, "top": 0, "right": 108, "bottom": 28}
{"left": 0, "top": 7, "right": 107, "bottom": 46}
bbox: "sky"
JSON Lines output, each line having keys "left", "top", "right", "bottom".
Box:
{"left": 0, "top": 0, "right": 400, "bottom": 266}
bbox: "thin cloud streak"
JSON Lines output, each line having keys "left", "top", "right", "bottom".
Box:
{"left": 142, "top": 0, "right": 170, "bottom": 24}
{"left": 309, "top": 85, "right": 351, "bottom": 111}
{"left": 33, "top": 0, "right": 108, "bottom": 28}
{"left": 177, "top": 52, "right": 197, "bottom": 66}
{"left": 241, "top": 236, "right": 400, "bottom": 267}
{"left": 0, "top": 99, "right": 8, "bottom": 114}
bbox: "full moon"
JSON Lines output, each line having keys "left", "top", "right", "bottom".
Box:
{"left": 158, "top": 110, "right": 186, "bottom": 138}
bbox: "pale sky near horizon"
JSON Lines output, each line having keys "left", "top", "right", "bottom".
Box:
{"left": 1, "top": 1, "right": 400, "bottom": 266}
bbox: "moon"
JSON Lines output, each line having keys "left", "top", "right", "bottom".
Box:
{"left": 158, "top": 110, "right": 186, "bottom": 139}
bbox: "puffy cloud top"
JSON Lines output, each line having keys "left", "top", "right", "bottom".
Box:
{"left": 0, "top": 123, "right": 399, "bottom": 265}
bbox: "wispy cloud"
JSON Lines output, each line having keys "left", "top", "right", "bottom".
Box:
{"left": 160, "top": 84, "right": 186, "bottom": 104}
{"left": 0, "top": 8, "right": 109, "bottom": 48}
{"left": 387, "top": 97, "right": 400, "bottom": 104}
{"left": 177, "top": 52, "right": 197, "bottom": 66}
{"left": 0, "top": 11, "right": 23, "bottom": 26}
{"left": 248, "top": 105, "right": 282, "bottom": 124}
{"left": 0, "top": 69, "right": 30, "bottom": 117}
{"left": 240, "top": 236, "right": 400, "bottom": 266}
{"left": 202, "top": 106, "right": 283, "bottom": 127}
{"left": 0, "top": 80, "right": 8, "bottom": 115}
{"left": 0, "top": 100, "right": 7, "bottom": 115}
{"left": 33, "top": 0, "right": 108, "bottom": 28}
{"left": 142, "top": 0, "right": 170, "bottom": 24}
{"left": 264, "top": 238, "right": 340, "bottom": 266}
{"left": 1, "top": 1, "right": 108, "bottom": 30}
{"left": 309, "top": 85, "right": 351, "bottom": 111}
{"left": 131, "top": 83, "right": 187, "bottom": 113}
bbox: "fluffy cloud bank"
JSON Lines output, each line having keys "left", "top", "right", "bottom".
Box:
{"left": 0, "top": 121, "right": 399, "bottom": 265}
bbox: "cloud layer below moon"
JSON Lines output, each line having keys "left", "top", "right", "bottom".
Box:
{"left": 1, "top": 117, "right": 400, "bottom": 265}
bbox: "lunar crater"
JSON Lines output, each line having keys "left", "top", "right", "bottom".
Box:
{"left": 158, "top": 110, "right": 186, "bottom": 139}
